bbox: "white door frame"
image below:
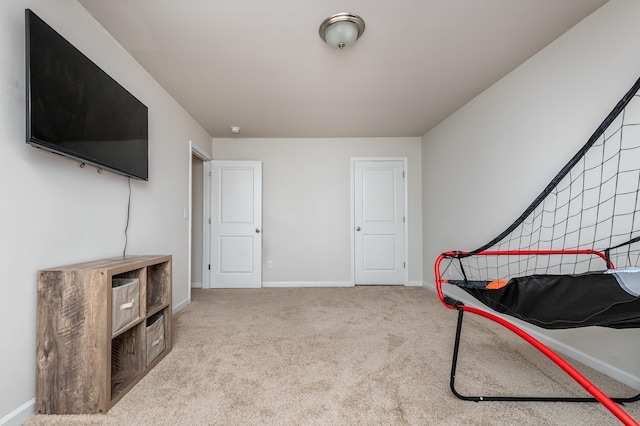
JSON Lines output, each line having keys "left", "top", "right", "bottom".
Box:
{"left": 188, "top": 141, "right": 212, "bottom": 304}
{"left": 201, "top": 160, "right": 211, "bottom": 289}
{"left": 350, "top": 157, "right": 409, "bottom": 286}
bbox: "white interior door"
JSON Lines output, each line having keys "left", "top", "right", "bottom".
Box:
{"left": 354, "top": 159, "right": 406, "bottom": 285}
{"left": 210, "top": 161, "right": 262, "bottom": 288}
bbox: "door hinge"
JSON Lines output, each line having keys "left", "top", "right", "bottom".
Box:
{"left": 208, "top": 218, "right": 211, "bottom": 224}
{"left": 208, "top": 264, "right": 211, "bottom": 270}
{"left": 403, "top": 216, "right": 405, "bottom": 223}
{"left": 208, "top": 171, "right": 212, "bottom": 177}
{"left": 403, "top": 171, "right": 405, "bottom": 178}
{"left": 403, "top": 262, "right": 406, "bottom": 269}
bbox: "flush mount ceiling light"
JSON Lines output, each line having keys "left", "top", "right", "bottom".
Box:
{"left": 319, "top": 13, "right": 365, "bottom": 50}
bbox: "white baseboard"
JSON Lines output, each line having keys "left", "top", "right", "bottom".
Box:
{"left": 1, "top": 398, "right": 34, "bottom": 426}
{"left": 173, "top": 297, "right": 190, "bottom": 314}
{"left": 191, "top": 282, "right": 202, "bottom": 289}
{"left": 262, "top": 281, "right": 354, "bottom": 288}
{"left": 421, "top": 281, "right": 640, "bottom": 390}
{"left": 263, "top": 281, "right": 423, "bottom": 288}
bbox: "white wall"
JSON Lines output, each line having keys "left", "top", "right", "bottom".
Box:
{"left": 422, "top": 0, "right": 640, "bottom": 387}
{"left": 213, "top": 137, "right": 423, "bottom": 286}
{"left": 0, "top": 1, "right": 212, "bottom": 423}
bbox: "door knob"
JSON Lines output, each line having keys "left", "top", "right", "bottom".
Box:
{"left": 356, "top": 227, "right": 361, "bottom": 231}
{"left": 256, "top": 228, "right": 261, "bottom": 233}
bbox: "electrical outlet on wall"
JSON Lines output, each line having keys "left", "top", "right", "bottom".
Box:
{"left": 267, "top": 261, "right": 273, "bottom": 269}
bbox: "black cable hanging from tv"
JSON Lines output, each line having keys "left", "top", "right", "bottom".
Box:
{"left": 123, "top": 177, "right": 131, "bottom": 257}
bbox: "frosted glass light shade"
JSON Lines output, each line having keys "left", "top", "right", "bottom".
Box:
{"left": 324, "top": 21, "right": 359, "bottom": 49}
{"left": 319, "top": 13, "right": 365, "bottom": 50}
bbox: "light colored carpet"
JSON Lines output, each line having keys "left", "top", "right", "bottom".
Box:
{"left": 24, "top": 286, "right": 640, "bottom": 425}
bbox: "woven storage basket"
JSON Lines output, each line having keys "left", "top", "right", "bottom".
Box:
{"left": 146, "top": 313, "right": 165, "bottom": 365}
{"left": 111, "top": 278, "right": 140, "bottom": 334}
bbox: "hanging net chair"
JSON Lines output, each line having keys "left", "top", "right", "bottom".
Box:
{"left": 434, "top": 76, "right": 640, "bottom": 425}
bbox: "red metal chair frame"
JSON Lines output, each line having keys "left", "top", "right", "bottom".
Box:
{"left": 435, "top": 249, "right": 640, "bottom": 426}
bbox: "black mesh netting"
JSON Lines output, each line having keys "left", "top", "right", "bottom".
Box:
{"left": 440, "top": 77, "right": 640, "bottom": 283}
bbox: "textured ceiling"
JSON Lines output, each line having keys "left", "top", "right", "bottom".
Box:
{"left": 78, "top": 0, "right": 609, "bottom": 138}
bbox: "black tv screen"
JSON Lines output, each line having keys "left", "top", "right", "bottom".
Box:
{"left": 25, "top": 9, "right": 149, "bottom": 181}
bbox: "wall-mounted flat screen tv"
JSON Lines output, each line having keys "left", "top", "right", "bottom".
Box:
{"left": 25, "top": 9, "right": 149, "bottom": 181}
